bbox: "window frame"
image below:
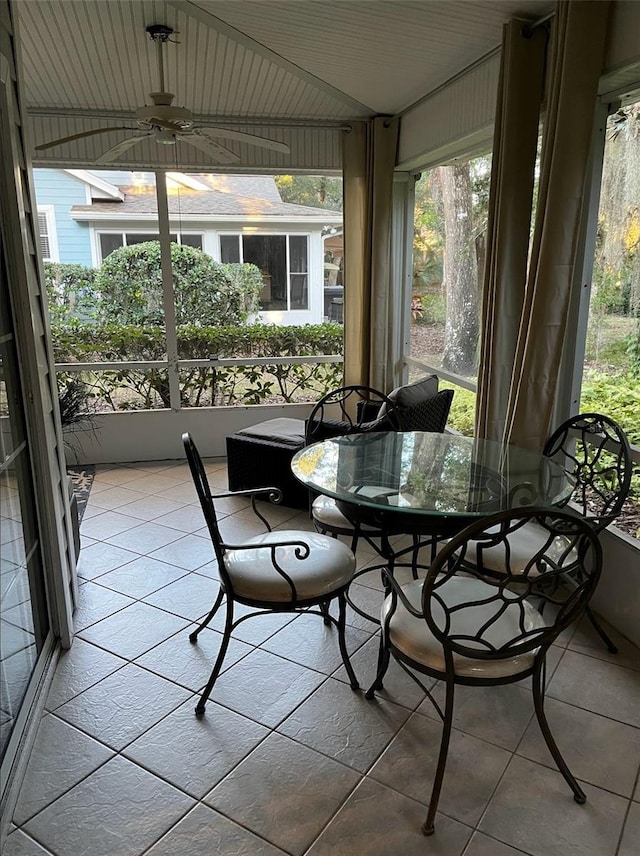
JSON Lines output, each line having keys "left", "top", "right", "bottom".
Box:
{"left": 95, "top": 229, "right": 203, "bottom": 262}
{"left": 36, "top": 205, "right": 59, "bottom": 262}
{"left": 219, "top": 231, "right": 310, "bottom": 312}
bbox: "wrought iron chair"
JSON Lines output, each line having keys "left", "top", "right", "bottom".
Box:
{"left": 183, "top": 432, "right": 359, "bottom": 716}
{"left": 365, "top": 506, "right": 602, "bottom": 836}
{"left": 309, "top": 384, "right": 455, "bottom": 593}
{"left": 460, "top": 413, "right": 632, "bottom": 653}
{"left": 306, "top": 384, "right": 400, "bottom": 553}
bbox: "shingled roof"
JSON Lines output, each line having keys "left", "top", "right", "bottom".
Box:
{"left": 71, "top": 173, "right": 341, "bottom": 220}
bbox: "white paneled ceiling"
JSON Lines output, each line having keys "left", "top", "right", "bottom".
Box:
{"left": 16, "top": 0, "right": 554, "bottom": 169}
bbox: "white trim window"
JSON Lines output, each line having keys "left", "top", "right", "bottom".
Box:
{"left": 220, "top": 233, "right": 309, "bottom": 311}
{"left": 37, "top": 206, "right": 59, "bottom": 262}
{"left": 97, "top": 231, "right": 203, "bottom": 262}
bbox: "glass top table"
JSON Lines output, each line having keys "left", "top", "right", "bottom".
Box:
{"left": 291, "top": 431, "right": 574, "bottom": 536}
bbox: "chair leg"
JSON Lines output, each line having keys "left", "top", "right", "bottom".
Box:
{"left": 195, "top": 597, "right": 234, "bottom": 717}
{"left": 585, "top": 606, "right": 618, "bottom": 654}
{"left": 336, "top": 592, "right": 359, "bottom": 690}
{"left": 365, "top": 633, "right": 390, "bottom": 699}
{"left": 189, "top": 586, "right": 225, "bottom": 642}
{"left": 423, "top": 676, "right": 455, "bottom": 836}
{"left": 532, "top": 659, "right": 586, "bottom": 804}
{"left": 319, "top": 599, "right": 332, "bottom": 626}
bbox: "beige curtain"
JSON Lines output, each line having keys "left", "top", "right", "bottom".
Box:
{"left": 504, "top": 0, "right": 610, "bottom": 450}
{"left": 475, "top": 19, "right": 547, "bottom": 441}
{"left": 342, "top": 116, "right": 400, "bottom": 391}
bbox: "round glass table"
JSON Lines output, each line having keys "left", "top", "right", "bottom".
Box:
{"left": 291, "top": 431, "right": 574, "bottom": 538}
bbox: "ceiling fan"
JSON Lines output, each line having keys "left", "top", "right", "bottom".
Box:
{"left": 35, "top": 24, "right": 290, "bottom": 165}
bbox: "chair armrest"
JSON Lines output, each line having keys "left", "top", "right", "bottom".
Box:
{"left": 379, "top": 565, "right": 424, "bottom": 619}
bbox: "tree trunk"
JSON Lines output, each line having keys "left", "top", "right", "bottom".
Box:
{"left": 438, "top": 164, "right": 479, "bottom": 374}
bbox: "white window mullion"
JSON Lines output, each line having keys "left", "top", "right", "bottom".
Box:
{"left": 155, "top": 171, "right": 181, "bottom": 411}
{"left": 286, "top": 236, "right": 291, "bottom": 311}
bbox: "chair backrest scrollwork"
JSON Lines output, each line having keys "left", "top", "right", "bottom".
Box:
{"left": 543, "top": 413, "right": 632, "bottom": 532}
{"left": 421, "top": 507, "right": 602, "bottom": 661}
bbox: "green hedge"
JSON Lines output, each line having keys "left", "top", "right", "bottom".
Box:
{"left": 52, "top": 322, "right": 344, "bottom": 409}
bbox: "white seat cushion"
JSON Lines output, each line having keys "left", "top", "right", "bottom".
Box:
{"left": 226, "top": 529, "right": 355, "bottom": 602}
{"left": 312, "top": 495, "right": 381, "bottom": 533}
{"left": 468, "top": 520, "right": 574, "bottom": 576}
{"left": 383, "top": 576, "right": 545, "bottom": 679}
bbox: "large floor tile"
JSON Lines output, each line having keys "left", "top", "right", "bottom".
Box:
{"left": 74, "top": 542, "right": 139, "bottom": 581}
{"left": 45, "top": 638, "right": 127, "bottom": 710}
{"left": 332, "top": 634, "right": 432, "bottom": 710}
{"left": 568, "top": 615, "right": 640, "bottom": 673}
{"left": 152, "top": 504, "right": 205, "bottom": 532}
{"left": 104, "top": 521, "right": 184, "bottom": 554}
{"left": 478, "top": 755, "right": 628, "bottom": 856}
{"left": 619, "top": 801, "right": 640, "bottom": 856}
{"left": 77, "top": 600, "right": 189, "bottom": 660}
{"left": 147, "top": 533, "right": 215, "bottom": 571}
{"left": 79, "top": 510, "right": 145, "bottom": 541}
{"left": 261, "top": 612, "right": 371, "bottom": 675}
{"left": 96, "top": 555, "right": 188, "bottom": 599}
{"left": 145, "top": 804, "right": 288, "bottom": 855}
{"left": 124, "top": 696, "right": 268, "bottom": 797}
{"left": 13, "top": 714, "right": 114, "bottom": 824}
{"left": 157, "top": 481, "right": 199, "bottom": 504}
{"left": 135, "top": 626, "right": 252, "bottom": 691}
{"left": 55, "top": 663, "right": 190, "bottom": 750}
{"left": 2, "top": 829, "right": 53, "bottom": 856}
{"left": 112, "top": 472, "right": 186, "bottom": 495}
{"left": 278, "top": 677, "right": 410, "bottom": 772}
{"left": 306, "top": 776, "right": 472, "bottom": 856}
{"left": 23, "top": 755, "right": 194, "bottom": 856}
{"left": 204, "top": 732, "right": 360, "bottom": 856}
{"left": 516, "top": 695, "right": 640, "bottom": 797}
{"left": 86, "top": 485, "right": 146, "bottom": 511}
{"left": 418, "top": 682, "right": 536, "bottom": 751}
{"left": 463, "top": 831, "right": 532, "bottom": 856}
{"left": 546, "top": 650, "right": 640, "bottom": 728}
{"left": 200, "top": 600, "right": 297, "bottom": 646}
{"left": 144, "top": 571, "right": 218, "bottom": 620}
{"left": 370, "top": 712, "right": 512, "bottom": 827}
{"left": 109, "top": 493, "right": 184, "bottom": 522}
{"left": 72, "top": 581, "right": 134, "bottom": 631}
{"left": 207, "top": 647, "right": 326, "bottom": 727}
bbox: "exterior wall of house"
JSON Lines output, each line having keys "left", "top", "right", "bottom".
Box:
{"left": 32, "top": 169, "right": 93, "bottom": 265}
{"left": 34, "top": 169, "right": 335, "bottom": 325}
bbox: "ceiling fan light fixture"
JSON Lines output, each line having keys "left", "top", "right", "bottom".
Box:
{"left": 155, "top": 129, "right": 177, "bottom": 145}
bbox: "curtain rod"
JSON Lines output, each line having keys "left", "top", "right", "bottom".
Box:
{"left": 387, "top": 10, "right": 555, "bottom": 125}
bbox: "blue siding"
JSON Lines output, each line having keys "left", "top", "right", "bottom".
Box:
{"left": 33, "top": 170, "right": 93, "bottom": 266}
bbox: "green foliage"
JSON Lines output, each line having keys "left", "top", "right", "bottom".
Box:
{"left": 51, "top": 323, "right": 344, "bottom": 410}
{"left": 274, "top": 175, "right": 343, "bottom": 211}
{"left": 412, "top": 294, "right": 446, "bottom": 325}
{"left": 580, "top": 370, "right": 640, "bottom": 446}
{"left": 445, "top": 385, "right": 476, "bottom": 437}
{"left": 43, "top": 262, "right": 97, "bottom": 326}
{"left": 94, "top": 242, "right": 261, "bottom": 326}
{"left": 626, "top": 320, "right": 640, "bottom": 378}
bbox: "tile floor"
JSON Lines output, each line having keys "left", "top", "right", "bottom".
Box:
{"left": 4, "top": 458, "right": 640, "bottom": 856}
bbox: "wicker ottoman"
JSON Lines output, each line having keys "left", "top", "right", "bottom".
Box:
{"left": 226, "top": 418, "right": 309, "bottom": 509}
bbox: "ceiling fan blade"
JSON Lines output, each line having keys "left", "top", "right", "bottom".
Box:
{"left": 197, "top": 127, "right": 290, "bottom": 155}
{"left": 95, "top": 134, "right": 152, "bottom": 164}
{"left": 182, "top": 134, "right": 240, "bottom": 164}
{"left": 35, "top": 127, "right": 137, "bottom": 151}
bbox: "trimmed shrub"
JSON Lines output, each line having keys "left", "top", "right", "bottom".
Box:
{"left": 43, "top": 262, "right": 97, "bottom": 326}
{"left": 95, "top": 242, "right": 262, "bottom": 326}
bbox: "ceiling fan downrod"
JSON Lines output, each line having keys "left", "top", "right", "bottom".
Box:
{"left": 146, "top": 24, "right": 175, "bottom": 93}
